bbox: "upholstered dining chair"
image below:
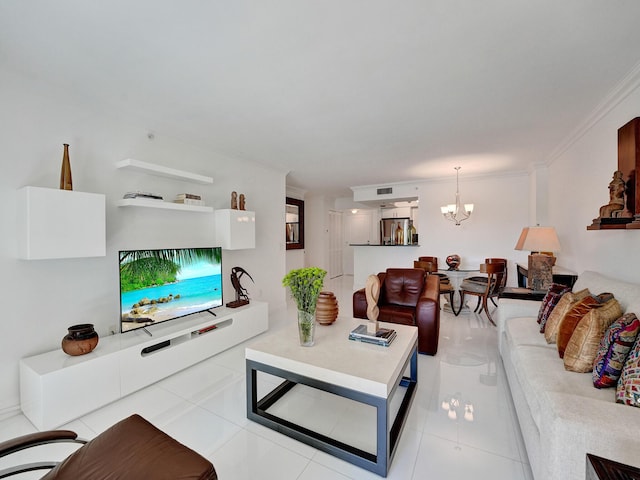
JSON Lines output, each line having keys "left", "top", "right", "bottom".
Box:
{"left": 463, "top": 258, "right": 508, "bottom": 309}
{"left": 0, "top": 414, "right": 218, "bottom": 479}
{"left": 456, "top": 261, "right": 507, "bottom": 325}
{"left": 414, "top": 259, "right": 455, "bottom": 307}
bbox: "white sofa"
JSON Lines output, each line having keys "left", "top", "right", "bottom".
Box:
{"left": 496, "top": 271, "right": 640, "bottom": 480}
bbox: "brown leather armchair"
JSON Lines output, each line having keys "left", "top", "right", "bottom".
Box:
{"left": 0, "top": 414, "right": 217, "bottom": 479}
{"left": 352, "top": 268, "right": 440, "bottom": 355}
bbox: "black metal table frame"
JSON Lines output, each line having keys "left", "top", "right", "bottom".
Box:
{"left": 246, "top": 341, "right": 418, "bottom": 477}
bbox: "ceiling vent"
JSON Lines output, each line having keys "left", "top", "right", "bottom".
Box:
{"left": 377, "top": 187, "right": 393, "bottom": 195}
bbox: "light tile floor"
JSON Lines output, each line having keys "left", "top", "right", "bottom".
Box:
{"left": 0, "top": 275, "right": 533, "bottom": 480}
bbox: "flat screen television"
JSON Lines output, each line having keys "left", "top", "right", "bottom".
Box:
{"left": 119, "top": 247, "right": 223, "bottom": 333}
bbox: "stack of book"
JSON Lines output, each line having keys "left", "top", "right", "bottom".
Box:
{"left": 348, "top": 324, "right": 397, "bottom": 346}
{"left": 123, "top": 191, "right": 163, "bottom": 200}
{"left": 174, "top": 193, "right": 205, "bottom": 206}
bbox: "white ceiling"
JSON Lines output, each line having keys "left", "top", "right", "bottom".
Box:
{"left": 2, "top": 1, "right": 640, "bottom": 197}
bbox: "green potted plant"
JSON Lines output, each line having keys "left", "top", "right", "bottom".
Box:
{"left": 282, "top": 267, "right": 327, "bottom": 346}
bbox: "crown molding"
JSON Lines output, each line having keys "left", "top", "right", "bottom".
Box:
{"left": 547, "top": 60, "right": 640, "bottom": 165}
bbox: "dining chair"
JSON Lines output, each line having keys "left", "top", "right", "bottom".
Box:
{"left": 413, "top": 259, "right": 455, "bottom": 308}
{"left": 456, "top": 261, "right": 507, "bottom": 325}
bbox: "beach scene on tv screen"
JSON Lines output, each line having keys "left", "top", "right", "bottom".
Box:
{"left": 120, "top": 249, "right": 222, "bottom": 332}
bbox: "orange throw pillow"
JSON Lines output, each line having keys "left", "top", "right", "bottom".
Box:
{"left": 563, "top": 298, "right": 622, "bottom": 372}
{"left": 544, "top": 289, "right": 590, "bottom": 344}
{"left": 557, "top": 295, "right": 601, "bottom": 358}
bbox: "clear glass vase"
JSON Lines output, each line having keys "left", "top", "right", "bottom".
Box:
{"left": 297, "top": 310, "right": 316, "bottom": 346}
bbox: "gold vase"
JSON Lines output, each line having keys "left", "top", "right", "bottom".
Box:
{"left": 59, "top": 143, "right": 73, "bottom": 190}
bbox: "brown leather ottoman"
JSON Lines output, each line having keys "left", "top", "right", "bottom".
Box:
{"left": 42, "top": 414, "right": 217, "bottom": 480}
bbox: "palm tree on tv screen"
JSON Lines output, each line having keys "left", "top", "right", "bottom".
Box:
{"left": 119, "top": 248, "right": 221, "bottom": 292}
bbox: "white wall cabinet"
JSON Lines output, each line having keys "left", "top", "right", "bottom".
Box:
{"left": 215, "top": 209, "right": 256, "bottom": 249}
{"left": 18, "top": 186, "right": 106, "bottom": 259}
{"left": 380, "top": 207, "right": 411, "bottom": 218}
{"left": 20, "top": 301, "right": 268, "bottom": 430}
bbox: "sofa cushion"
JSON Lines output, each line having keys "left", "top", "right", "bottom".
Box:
{"left": 574, "top": 271, "right": 640, "bottom": 315}
{"left": 509, "top": 344, "right": 615, "bottom": 431}
{"left": 616, "top": 336, "right": 640, "bottom": 407}
{"left": 544, "top": 289, "right": 590, "bottom": 344}
{"left": 505, "top": 316, "right": 554, "bottom": 350}
{"left": 538, "top": 283, "right": 572, "bottom": 331}
{"left": 593, "top": 313, "right": 640, "bottom": 388}
{"left": 563, "top": 298, "right": 622, "bottom": 373}
{"left": 557, "top": 295, "right": 604, "bottom": 359}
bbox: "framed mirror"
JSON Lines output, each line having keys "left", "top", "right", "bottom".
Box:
{"left": 285, "top": 197, "right": 304, "bottom": 250}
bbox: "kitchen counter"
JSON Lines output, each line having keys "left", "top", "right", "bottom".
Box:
{"left": 349, "top": 244, "right": 420, "bottom": 247}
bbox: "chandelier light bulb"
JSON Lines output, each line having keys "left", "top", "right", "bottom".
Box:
{"left": 441, "top": 167, "right": 473, "bottom": 225}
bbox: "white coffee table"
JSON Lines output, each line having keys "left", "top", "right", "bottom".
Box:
{"left": 245, "top": 318, "right": 418, "bottom": 477}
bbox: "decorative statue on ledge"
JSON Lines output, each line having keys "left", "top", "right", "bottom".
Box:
{"left": 231, "top": 191, "right": 238, "bottom": 210}
{"left": 239, "top": 193, "right": 246, "bottom": 211}
{"left": 226, "top": 266, "right": 254, "bottom": 308}
{"left": 589, "top": 170, "right": 634, "bottom": 229}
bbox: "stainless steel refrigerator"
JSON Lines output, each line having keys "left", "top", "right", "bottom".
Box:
{"left": 380, "top": 217, "right": 410, "bottom": 245}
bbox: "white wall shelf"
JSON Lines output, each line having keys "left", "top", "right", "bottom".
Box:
{"left": 20, "top": 301, "right": 268, "bottom": 430}
{"left": 215, "top": 209, "right": 256, "bottom": 249}
{"left": 115, "top": 158, "right": 213, "bottom": 184}
{"left": 18, "top": 186, "right": 106, "bottom": 260}
{"left": 116, "top": 198, "right": 213, "bottom": 213}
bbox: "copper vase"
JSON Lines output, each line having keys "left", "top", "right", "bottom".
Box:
{"left": 315, "top": 291, "right": 339, "bottom": 325}
{"left": 59, "top": 143, "right": 73, "bottom": 191}
{"left": 61, "top": 323, "right": 98, "bottom": 356}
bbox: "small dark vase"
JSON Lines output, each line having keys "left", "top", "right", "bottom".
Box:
{"left": 61, "top": 323, "right": 99, "bottom": 356}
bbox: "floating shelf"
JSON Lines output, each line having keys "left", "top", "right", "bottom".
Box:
{"left": 115, "top": 158, "right": 213, "bottom": 184}
{"left": 116, "top": 198, "right": 213, "bottom": 213}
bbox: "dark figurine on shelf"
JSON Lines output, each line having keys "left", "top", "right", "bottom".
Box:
{"left": 589, "top": 170, "right": 635, "bottom": 229}
{"left": 231, "top": 191, "right": 238, "bottom": 209}
{"left": 239, "top": 193, "right": 246, "bottom": 210}
{"left": 598, "top": 170, "right": 632, "bottom": 219}
{"left": 226, "top": 266, "right": 254, "bottom": 308}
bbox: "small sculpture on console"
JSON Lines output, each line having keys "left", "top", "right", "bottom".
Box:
{"left": 226, "top": 266, "right": 254, "bottom": 308}
{"left": 231, "top": 191, "right": 238, "bottom": 209}
{"left": 239, "top": 193, "right": 246, "bottom": 211}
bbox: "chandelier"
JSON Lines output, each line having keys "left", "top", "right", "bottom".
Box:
{"left": 440, "top": 167, "right": 474, "bottom": 225}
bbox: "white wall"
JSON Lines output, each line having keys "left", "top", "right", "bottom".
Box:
{"left": 0, "top": 67, "right": 287, "bottom": 417}
{"left": 548, "top": 81, "right": 640, "bottom": 282}
{"left": 350, "top": 174, "right": 530, "bottom": 289}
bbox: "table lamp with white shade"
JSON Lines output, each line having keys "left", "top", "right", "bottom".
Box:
{"left": 514, "top": 226, "right": 561, "bottom": 292}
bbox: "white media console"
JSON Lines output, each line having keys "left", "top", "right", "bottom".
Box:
{"left": 20, "top": 301, "right": 268, "bottom": 430}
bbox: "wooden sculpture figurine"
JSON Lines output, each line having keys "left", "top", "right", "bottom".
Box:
{"left": 239, "top": 193, "right": 246, "bottom": 211}
{"left": 226, "top": 266, "right": 254, "bottom": 308}
{"left": 365, "top": 274, "right": 380, "bottom": 334}
{"left": 231, "top": 191, "right": 238, "bottom": 209}
{"left": 598, "top": 170, "right": 628, "bottom": 219}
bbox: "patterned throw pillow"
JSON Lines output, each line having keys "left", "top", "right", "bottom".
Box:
{"left": 616, "top": 334, "right": 640, "bottom": 407}
{"left": 593, "top": 313, "right": 640, "bottom": 388}
{"left": 537, "top": 283, "right": 572, "bottom": 330}
{"left": 563, "top": 298, "right": 622, "bottom": 372}
{"left": 544, "top": 289, "right": 590, "bottom": 344}
{"left": 557, "top": 295, "right": 601, "bottom": 358}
